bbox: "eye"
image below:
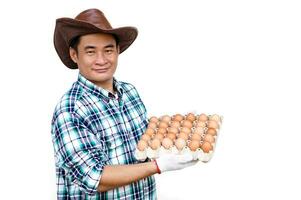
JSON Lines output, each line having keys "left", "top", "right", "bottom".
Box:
{"left": 86, "top": 50, "right": 95, "bottom": 55}
{"left": 105, "top": 49, "right": 114, "bottom": 54}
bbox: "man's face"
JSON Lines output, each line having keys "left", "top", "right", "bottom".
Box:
{"left": 69, "top": 33, "right": 119, "bottom": 89}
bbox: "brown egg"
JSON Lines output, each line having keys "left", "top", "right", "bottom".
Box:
{"left": 206, "top": 128, "right": 217, "bottom": 136}
{"left": 181, "top": 127, "right": 192, "bottom": 134}
{"left": 161, "top": 115, "right": 171, "bottom": 123}
{"left": 207, "top": 120, "right": 219, "bottom": 129}
{"left": 137, "top": 140, "right": 148, "bottom": 151}
{"left": 190, "top": 133, "right": 202, "bottom": 141}
{"left": 154, "top": 133, "right": 164, "bottom": 141}
{"left": 195, "top": 121, "right": 207, "bottom": 128}
{"left": 186, "top": 113, "right": 196, "bottom": 122}
{"left": 141, "top": 134, "right": 151, "bottom": 142}
{"left": 147, "top": 122, "right": 157, "bottom": 129}
{"left": 158, "top": 121, "right": 169, "bottom": 129}
{"left": 166, "top": 132, "right": 177, "bottom": 141}
{"left": 177, "top": 132, "right": 189, "bottom": 141}
{"left": 162, "top": 138, "right": 173, "bottom": 149}
{"left": 173, "top": 114, "right": 184, "bottom": 121}
{"left": 149, "top": 116, "right": 159, "bottom": 123}
{"left": 175, "top": 138, "right": 186, "bottom": 150}
{"left": 150, "top": 138, "right": 161, "bottom": 150}
{"left": 203, "top": 134, "right": 215, "bottom": 143}
{"left": 145, "top": 128, "right": 155, "bottom": 137}
{"left": 157, "top": 127, "right": 167, "bottom": 135}
{"left": 182, "top": 120, "right": 193, "bottom": 129}
{"left": 198, "top": 113, "right": 208, "bottom": 122}
{"left": 201, "top": 141, "right": 213, "bottom": 153}
{"left": 188, "top": 140, "right": 200, "bottom": 151}
{"left": 170, "top": 121, "right": 181, "bottom": 128}
{"left": 168, "top": 127, "right": 179, "bottom": 134}
{"left": 194, "top": 127, "right": 205, "bottom": 135}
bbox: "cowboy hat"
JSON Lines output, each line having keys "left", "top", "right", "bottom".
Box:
{"left": 54, "top": 8, "right": 138, "bottom": 69}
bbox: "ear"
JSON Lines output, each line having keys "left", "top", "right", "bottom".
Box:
{"left": 69, "top": 47, "right": 78, "bottom": 63}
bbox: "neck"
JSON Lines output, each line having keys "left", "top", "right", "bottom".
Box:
{"left": 95, "top": 79, "right": 114, "bottom": 93}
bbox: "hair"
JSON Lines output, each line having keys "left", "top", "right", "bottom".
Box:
{"left": 69, "top": 36, "right": 81, "bottom": 53}
{"left": 69, "top": 34, "right": 119, "bottom": 53}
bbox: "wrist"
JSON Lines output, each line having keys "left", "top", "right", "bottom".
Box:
{"left": 153, "top": 160, "right": 161, "bottom": 174}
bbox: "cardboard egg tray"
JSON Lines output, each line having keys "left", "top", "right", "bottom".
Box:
{"left": 135, "top": 113, "right": 222, "bottom": 163}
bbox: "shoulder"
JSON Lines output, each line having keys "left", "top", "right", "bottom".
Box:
{"left": 52, "top": 82, "right": 84, "bottom": 118}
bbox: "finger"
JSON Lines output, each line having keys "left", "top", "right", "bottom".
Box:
{"left": 183, "top": 160, "right": 198, "bottom": 168}
{"left": 178, "top": 154, "right": 194, "bottom": 163}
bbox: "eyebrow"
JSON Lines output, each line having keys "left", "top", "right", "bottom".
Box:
{"left": 84, "top": 43, "right": 116, "bottom": 51}
{"left": 84, "top": 45, "right": 96, "bottom": 50}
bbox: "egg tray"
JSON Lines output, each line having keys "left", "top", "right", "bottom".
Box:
{"left": 135, "top": 142, "right": 218, "bottom": 163}
{"left": 134, "top": 113, "right": 222, "bottom": 163}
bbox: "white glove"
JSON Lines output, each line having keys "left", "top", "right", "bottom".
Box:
{"left": 155, "top": 154, "right": 198, "bottom": 173}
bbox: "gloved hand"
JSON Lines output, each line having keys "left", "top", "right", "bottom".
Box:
{"left": 154, "top": 154, "right": 198, "bottom": 173}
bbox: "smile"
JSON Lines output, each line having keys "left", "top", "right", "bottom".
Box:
{"left": 92, "top": 68, "right": 109, "bottom": 73}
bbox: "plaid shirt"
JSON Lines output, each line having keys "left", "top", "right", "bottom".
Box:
{"left": 51, "top": 73, "right": 156, "bottom": 199}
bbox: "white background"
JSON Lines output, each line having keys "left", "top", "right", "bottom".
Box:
{"left": 1, "top": 0, "right": 301, "bottom": 199}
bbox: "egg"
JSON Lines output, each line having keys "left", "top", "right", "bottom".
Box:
{"left": 198, "top": 113, "right": 208, "bottom": 122}
{"left": 161, "top": 115, "right": 171, "bottom": 123}
{"left": 190, "top": 133, "right": 202, "bottom": 141}
{"left": 188, "top": 140, "right": 200, "bottom": 151}
{"left": 145, "top": 128, "right": 155, "bottom": 137}
{"left": 154, "top": 133, "right": 164, "bottom": 141}
{"left": 141, "top": 134, "right": 151, "bottom": 142}
{"left": 147, "top": 122, "right": 157, "bottom": 129}
{"left": 157, "top": 127, "right": 167, "bottom": 135}
{"left": 170, "top": 121, "right": 181, "bottom": 128}
{"left": 186, "top": 113, "right": 196, "bottom": 122}
{"left": 195, "top": 121, "right": 207, "bottom": 128}
{"left": 149, "top": 116, "right": 159, "bottom": 123}
{"left": 182, "top": 120, "right": 193, "bottom": 129}
{"left": 162, "top": 138, "right": 173, "bottom": 149}
{"left": 177, "top": 132, "right": 189, "bottom": 140}
{"left": 209, "top": 114, "right": 221, "bottom": 123}
{"left": 173, "top": 114, "right": 184, "bottom": 121}
{"left": 201, "top": 141, "right": 213, "bottom": 153}
{"left": 150, "top": 138, "right": 161, "bottom": 150}
{"left": 207, "top": 120, "right": 219, "bottom": 129}
{"left": 166, "top": 132, "right": 177, "bottom": 141}
{"left": 181, "top": 127, "right": 192, "bottom": 134}
{"left": 194, "top": 127, "right": 205, "bottom": 135}
{"left": 158, "top": 121, "right": 169, "bottom": 129}
{"left": 168, "top": 127, "right": 179, "bottom": 134}
{"left": 203, "top": 134, "right": 215, "bottom": 143}
{"left": 175, "top": 138, "right": 186, "bottom": 150}
{"left": 206, "top": 128, "right": 217, "bottom": 136}
{"left": 137, "top": 140, "right": 148, "bottom": 151}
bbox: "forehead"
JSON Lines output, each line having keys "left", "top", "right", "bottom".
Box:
{"left": 78, "top": 33, "right": 116, "bottom": 48}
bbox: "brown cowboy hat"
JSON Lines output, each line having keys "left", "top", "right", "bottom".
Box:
{"left": 54, "top": 8, "right": 138, "bottom": 69}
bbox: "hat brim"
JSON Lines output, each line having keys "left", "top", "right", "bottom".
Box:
{"left": 54, "top": 18, "right": 138, "bottom": 69}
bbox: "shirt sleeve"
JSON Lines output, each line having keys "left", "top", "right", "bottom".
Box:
{"left": 52, "top": 111, "right": 109, "bottom": 195}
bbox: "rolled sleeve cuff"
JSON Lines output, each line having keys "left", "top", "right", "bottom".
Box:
{"left": 79, "top": 161, "right": 106, "bottom": 195}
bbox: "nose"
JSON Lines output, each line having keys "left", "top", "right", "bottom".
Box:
{"left": 95, "top": 52, "right": 108, "bottom": 65}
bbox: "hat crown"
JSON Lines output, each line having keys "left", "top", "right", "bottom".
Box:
{"left": 75, "top": 9, "right": 112, "bottom": 30}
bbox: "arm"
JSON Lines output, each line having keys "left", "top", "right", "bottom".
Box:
{"left": 98, "top": 161, "right": 158, "bottom": 192}
{"left": 98, "top": 153, "right": 198, "bottom": 192}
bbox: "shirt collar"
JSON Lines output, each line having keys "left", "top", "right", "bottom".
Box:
{"left": 77, "top": 73, "right": 123, "bottom": 100}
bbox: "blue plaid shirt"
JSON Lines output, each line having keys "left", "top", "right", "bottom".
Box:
{"left": 51, "top": 73, "right": 156, "bottom": 199}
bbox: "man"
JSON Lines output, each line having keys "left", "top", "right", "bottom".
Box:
{"left": 51, "top": 8, "right": 197, "bottom": 199}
